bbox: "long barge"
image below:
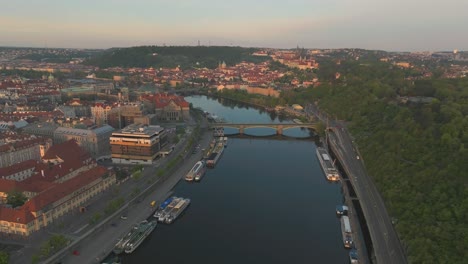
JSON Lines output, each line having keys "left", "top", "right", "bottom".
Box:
{"left": 113, "top": 223, "right": 141, "bottom": 254}
{"left": 316, "top": 147, "right": 340, "bottom": 181}
{"left": 124, "top": 220, "right": 157, "bottom": 254}
{"left": 206, "top": 141, "right": 224, "bottom": 168}
{"left": 340, "top": 215, "right": 354, "bottom": 248}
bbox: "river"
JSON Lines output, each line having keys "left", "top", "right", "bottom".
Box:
{"left": 121, "top": 96, "right": 348, "bottom": 264}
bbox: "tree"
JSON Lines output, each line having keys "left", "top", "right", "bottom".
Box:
{"left": 7, "top": 190, "right": 27, "bottom": 208}
{"left": 0, "top": 251, "right": 9, "bottom": 264}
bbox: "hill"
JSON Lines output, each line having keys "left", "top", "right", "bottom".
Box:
{"left": 83, "top": 46, "right": 270, "bottom": 69}
{"left": 282, "top": 59, "right": 468, "bottom": 263}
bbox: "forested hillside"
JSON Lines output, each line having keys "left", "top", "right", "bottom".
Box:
{"left": 84, "top": 46, "right": 270, "bottom": 69}
{"left": 286, "top": 60, "right": 468, "bottom": 263}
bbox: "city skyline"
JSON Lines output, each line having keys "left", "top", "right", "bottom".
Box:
{"left": 0, "top": 0, "right": 467, "bottom": 51}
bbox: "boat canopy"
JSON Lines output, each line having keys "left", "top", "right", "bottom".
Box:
{"left": 336, "top": 205, "right": 349, "bottom": 212}
{"left": 161, "top": 197, "right": 173, "bottom": 209}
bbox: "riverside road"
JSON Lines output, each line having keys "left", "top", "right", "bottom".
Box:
{"left": 328, "top": 127, "right": 407, "bottom": 264}
{"left": 305, "top": 103, "right": 407, "bottom": 264}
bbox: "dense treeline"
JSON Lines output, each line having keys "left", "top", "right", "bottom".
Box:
{"left": 84, "top": 46, "right": 270, "bottom": 69}
{"left": 288, "top": 61, "right": 468, "bottom": 263}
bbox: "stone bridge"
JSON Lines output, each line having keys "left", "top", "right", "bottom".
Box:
{"left": 211, "top": 123, "right": 319, "bottom": 135}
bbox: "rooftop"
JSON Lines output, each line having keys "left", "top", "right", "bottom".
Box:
{"left": 112, "top": 124, "right": 164, "bottom": 137}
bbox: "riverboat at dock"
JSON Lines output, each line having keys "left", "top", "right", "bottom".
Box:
{"left": 316, "top": 147, "right": 340, "bottom": 181}
{"left": 124, "top": 220, "right": 157, "bottom": 254}
{"left": 206, "top": 141, "right": 224, "bottom": 168}
{"left": 185, "top": 161, "right": 206, "bottom": 182}
{"left": 341, "top": 215, "right": 354, "bottom": 248}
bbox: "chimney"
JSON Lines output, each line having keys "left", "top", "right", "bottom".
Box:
{"left": 41, "top": 170, "right": 44, "bottom": 177}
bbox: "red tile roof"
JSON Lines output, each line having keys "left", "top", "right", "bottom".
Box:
{"left": 23, "top": 166, "right": 108, "bottom": 213}
{"left": 41, "top": 139, "right": 90, "bottom": 162}
{"left": 0, "top": 179, "right": 20, "bottom": 193}
{"left": 141, "top": 93, "right": 189, "bottom": 108}
{"left": 0, "top": 206, "right": 35, "bottom": 225}
{"left": 0, "top": 160, "right": 38, "bottom": 179}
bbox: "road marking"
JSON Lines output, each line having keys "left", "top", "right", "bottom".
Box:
{"left": 72, "top": 224, "right": 89, "bottom": 234}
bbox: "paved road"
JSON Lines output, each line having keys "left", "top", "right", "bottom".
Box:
{"left": 328, "top": 127, "right": 407, "bottom": 264}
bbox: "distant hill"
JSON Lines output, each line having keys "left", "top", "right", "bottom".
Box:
{"left": 83, "top": 46, "right": 270, "bottom": 69}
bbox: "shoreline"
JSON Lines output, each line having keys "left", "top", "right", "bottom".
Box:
{"left": 39, "top": 122, "right": 213, "bottom": 264}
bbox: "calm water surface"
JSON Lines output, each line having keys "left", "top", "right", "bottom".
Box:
{"left": 122, "top": 96, "right": 348, "bottom": 264}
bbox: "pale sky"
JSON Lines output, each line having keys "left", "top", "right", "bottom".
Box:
{"left": 0, "top": 0, "right": 466, "bottom": 51}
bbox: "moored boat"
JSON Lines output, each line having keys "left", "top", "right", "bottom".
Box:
{"left": 341, "top": 216, "right": 354, "bottom": 248}
{"left": 186, "top": 161, "right": 206, "bottom": 182}
{"left": 157, "top": 197, "right": 182, "bottom": 223}
{"left": 349, "top": 248, "right": 359, "bottom": 263}
{"left": 336, "top": 205, "right": 349, "bottom": 216}
{"left": 153, "top": 197, "right": 174, "bottom": 218}
{"left": 165, "top": 198, "right": 191, "bottom": 224}
{"left": 316, "top": 147, "right": 340, "bottom": 181}
{"left": 113, "top": 222, "right": 142, "bottom": 254}
{"left": 206, "top": 142, "right": 224, "bottom": 168}
{"left": 194, "top": 161, "right": 207, "bottom": 181}
{"left": 124, "top": 220, "right": 157, "bottom": 254}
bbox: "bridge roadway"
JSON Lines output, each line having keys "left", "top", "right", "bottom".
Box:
{"left": 328, "top": 127, "right": 407, "bottom": 264}
{"left": 211, "top": 122, "right": 318, "bottom": 135}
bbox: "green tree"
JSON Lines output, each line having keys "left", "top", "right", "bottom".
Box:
{"left": 0, "top": 251, "right": 9, "bottom": 264}
{"left": 7, "top": 190, "right": 27, "bottom": 207}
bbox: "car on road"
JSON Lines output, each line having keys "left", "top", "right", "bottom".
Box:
{"left": 120, "top": 215, "right": 127, "bottom": 220}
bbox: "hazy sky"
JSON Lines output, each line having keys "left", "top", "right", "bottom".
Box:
{"left": 0, "top": 0, "right": 466, "bottom": 51}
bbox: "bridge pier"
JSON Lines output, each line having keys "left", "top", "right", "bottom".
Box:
{"left": 276, "top": 125, "right": 283, "bottom": 135}
{"left": 239, "top": 125, "right": 244, "bottom": 135}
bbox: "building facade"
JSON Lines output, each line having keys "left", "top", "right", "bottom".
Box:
{"left": 21, "top": 122, "right": 59, "bottom": 139}
{"left": 0, "top": 136, "right": 52, "bottom": 168}
{"left": 90, "top": 102, "right": 113, "bottom": 127}
{"left": 107, "top": 103, "right": 146, "bottom": 129}
{"left": 141, "top": 93, "right": 190, "bottom": 121}
{"left": 0, "top": 140, "right": 116, "bottom": 236}
{"left": 110, "top": 124, "right": 167, "bottom": 165}
{"left": 53, "top": 125, "right": 114, "bottom": 159}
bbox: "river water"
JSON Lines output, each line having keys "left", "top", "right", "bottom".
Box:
{"left": 121, "top": 96, "right": 348, "bottom": 264}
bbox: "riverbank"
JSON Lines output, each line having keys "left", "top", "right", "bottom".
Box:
{"left": 49, "top": 127, "right": 213, "bottom": 264}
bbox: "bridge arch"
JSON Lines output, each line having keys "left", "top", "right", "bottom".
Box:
{"left": 211, "top": 123, "right": 319, "bottom": 136}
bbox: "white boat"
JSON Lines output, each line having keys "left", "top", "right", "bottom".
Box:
{"left": 341, "top": 216, "right": 353, "bottom": 248}
{"left": 186, "top": 161, "right": 206, "bottom": 182}
{"left": 316, "top": 147, "right": 340, "bottom": 181}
